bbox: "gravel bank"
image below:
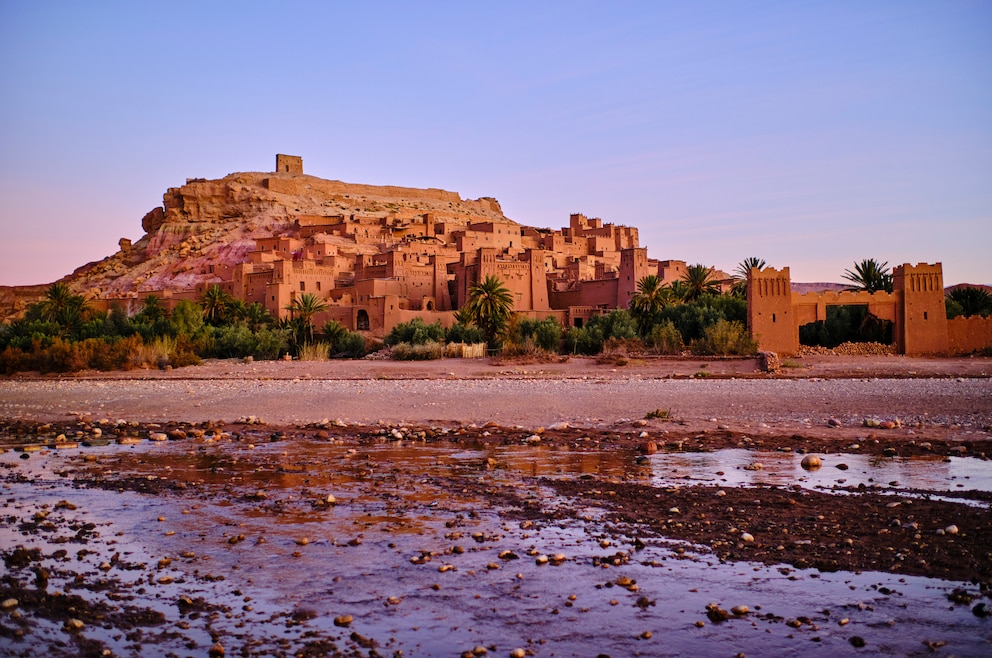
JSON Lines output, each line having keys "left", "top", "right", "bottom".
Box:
{"left": 1, "top": 375, "right": 990, "bottom": 435}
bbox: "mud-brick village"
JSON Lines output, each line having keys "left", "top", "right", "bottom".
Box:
{"left": 2, "top": 4, "right": 991, "bottom": 657}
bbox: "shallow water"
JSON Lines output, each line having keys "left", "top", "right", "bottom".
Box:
{"left": 2, "top": 439, "right": 990, "bottom": 656}
{"left": 641, "top": 449, "right": 992, "bottom": 504}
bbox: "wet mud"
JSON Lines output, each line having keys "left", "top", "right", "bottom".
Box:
{"left": 1, "top": 418, "right": 991, "bottom": 656}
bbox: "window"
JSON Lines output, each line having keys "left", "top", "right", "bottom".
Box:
{"left": 316, "top": 281, "right": 321, "bottom": 291}
{"left": 300, "top": 281, "right": 306, "bottom": 291}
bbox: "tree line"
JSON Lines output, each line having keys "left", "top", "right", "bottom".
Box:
{"left": 2, "top": 258, "right": 989, "bottom": 373}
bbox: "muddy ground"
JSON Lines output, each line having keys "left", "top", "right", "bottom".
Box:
{"left": 1, "top": 355, "right": 991, "bottom": 656}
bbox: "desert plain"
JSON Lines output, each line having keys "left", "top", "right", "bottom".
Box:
{"left": 1, "top": 354, "right": 991, "bottom": 657}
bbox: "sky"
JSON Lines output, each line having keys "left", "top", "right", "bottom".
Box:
{"left": 1, "top": 1, "right": 990, "bottom": 286}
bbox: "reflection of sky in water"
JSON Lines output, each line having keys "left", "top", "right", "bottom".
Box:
{"left": 645, "top": 449, "right": 992, "bottom": 496}
{"left": 3, "top": 438, "right": 992, "bottom": 656}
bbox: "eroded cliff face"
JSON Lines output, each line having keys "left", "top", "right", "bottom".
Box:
{"left": 1, "top": 169, "right": 515, "bottom": 319}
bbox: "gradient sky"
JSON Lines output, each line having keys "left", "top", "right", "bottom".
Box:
{"left": 1, "top": 1, "right": 989, "bottom": 286}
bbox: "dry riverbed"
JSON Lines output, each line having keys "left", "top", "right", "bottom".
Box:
{"left": 1, "top": 356, "right": 991, "bottom": 656}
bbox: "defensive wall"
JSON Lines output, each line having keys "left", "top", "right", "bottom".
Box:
{"left": 748, "top": 262, "right": 991, "bottom": 355}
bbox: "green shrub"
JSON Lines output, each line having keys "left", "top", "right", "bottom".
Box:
{"left": 648, "top": 321, "right": 685, "bottom": 355}
{"left": 334, "top": 331, "right": 367, "bottom": 358}
{"left": 532, "top": 319, "right": 563, "bottom": 352}
{"left": 321, "top": 320, "right": 347, "bottom": 346}
{"left": 385, "top": 318, "right": 445, "bottom": 346}
{"left": 253, "top": 328, "right": 289, "bottom": 360}
{"left": 691, "top": 320, "right": 757, "bottom": 356}
{"left": 391, "top": 341, "right": 443, "bottom": 360}
{"left": 446, "top": 322, "right": 483, "bottom": 345}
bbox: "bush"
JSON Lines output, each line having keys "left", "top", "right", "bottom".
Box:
{"left": 30, "top": 337, "right": 137, "bottom": 373}
{"left": 320, "top": 320, "right": 347, "bottom": 346}
{"left": 500, "top": 338, "right": 542, "bottom": 358}
{"left": 563, "top": 325, "right": 604, "bottom": 355}
{"left": 648, "top": 321, "right": 685, "bottom": 355}
{"left": 253, "top": 328, "right": 289, "bottom": 360}
{"left": 0, "top": 346, "right": 33, "bottom": 374}
{"left": 691, "top": 320, "right": 757, "bottom": 356}
{"left": 446, "top": 322, "right": 483, "bottom": 345}
{"left": 334, "top": 331, "right": 367, "bottom": 358}
{"left": 532, "top": 319, "right": 563, "bottom": 352}
{"left": 385, "top": 318, "right": 445, "bottom": 346}
{"left": 391, "top": 341, "right": 443, "bottom": 360}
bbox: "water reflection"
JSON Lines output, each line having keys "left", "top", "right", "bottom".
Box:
{"left": 643, "top": 449, "right": 991, "bottom": 498}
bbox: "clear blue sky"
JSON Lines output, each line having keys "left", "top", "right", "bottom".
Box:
{"left": 1, "top": 1, "right": 989, "bottom": 286}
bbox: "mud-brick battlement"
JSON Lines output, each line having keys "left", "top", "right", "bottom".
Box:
{"left": 748, "top": 263, "right": 956, "bottom": 356}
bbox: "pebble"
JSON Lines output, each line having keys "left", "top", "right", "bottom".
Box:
{"left": 1, "top": 599, "right": 17, "bottom": 610}
{"left": 705, "top": 603, "right": 730, "bottom": 622}
{"left": 800, "top": 455, "right": 822, "bottom": 470}
{"left": 209, "top": 642, "right": 225, "bottom": 657}
{"left": 65, "top": 618, "right": 84, "bottom": 630}
{"left": 741, "top": 533, "right": 754, "bottom": 543}
{"left": 333, "top": 614, "right": 353, "bottom": 627}
{"left": 149, "top": 432, "right": 168, "bottom": 442}
{"left": 510, "top": 649, "right": 526, "bottom": 658}
{"left": 944, "top": 525, "right": 959, "bottom": 535}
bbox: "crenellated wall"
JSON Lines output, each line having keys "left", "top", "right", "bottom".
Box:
{"left": 746, "top": 262, "right": 985, "bottom": 356}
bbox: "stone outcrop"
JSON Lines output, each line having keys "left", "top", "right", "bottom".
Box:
{"left": 0, "top": 166, "right": 522, "bottom": 320}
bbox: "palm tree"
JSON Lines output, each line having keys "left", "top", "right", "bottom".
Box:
{"left": 668, "top": 280, "right": 689, "bottom": 303}
{"left": 227, "top": 298, "right": 249, "bottom": 324}
{"left": 465, "top": 275, "right": 514, "bottom": 348}
{"left": 629, "top": 275, "right": 673, "bottom": 336}
{"left": 286, "top": 293, "right": 329, "bottom": 344}
{"left": 731, "top": 257, "right": 766, "bottom": 297}
{"left": 320, "top": 319, "right": 346, "bottom": 350}
{"left": 200, "top": 285, "right": 233, "bottom": 325}
{"left": 947, "top": 287, "right": 992, "bottom": 317}
{"left": 38, "top": 282, "right": 88, "bottom": 336}
{"left": 244, "top": 302, "right": 272, "bottom": 332}
{"left": 138, "top": 294, "right": 167, "bottom": 323}
{"left": 843, "top": 259, "right": 893, "bottom": 293}
{"left": 681, "top": 264, "right": 721, "bottom": 302}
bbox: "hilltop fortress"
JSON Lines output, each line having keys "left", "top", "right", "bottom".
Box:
{"left": 80, "top": 154, "right": 730, "bottom": 335}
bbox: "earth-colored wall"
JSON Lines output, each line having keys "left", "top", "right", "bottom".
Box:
{"left": 948, "top": 315, "right": 992, "bottom": 354}
{"left": 747, "top": 262, "right": 983, "bottom": 356}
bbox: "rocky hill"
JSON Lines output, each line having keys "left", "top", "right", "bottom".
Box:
{"left": 1, "top": 169, "right": 513, "bottom": 320}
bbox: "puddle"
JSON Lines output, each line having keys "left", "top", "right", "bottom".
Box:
{"left": 2, "top": 439, "right": 991, "bottom": 656}
{"left": 641, "top": 449, "right": 992, "bottom": 504}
